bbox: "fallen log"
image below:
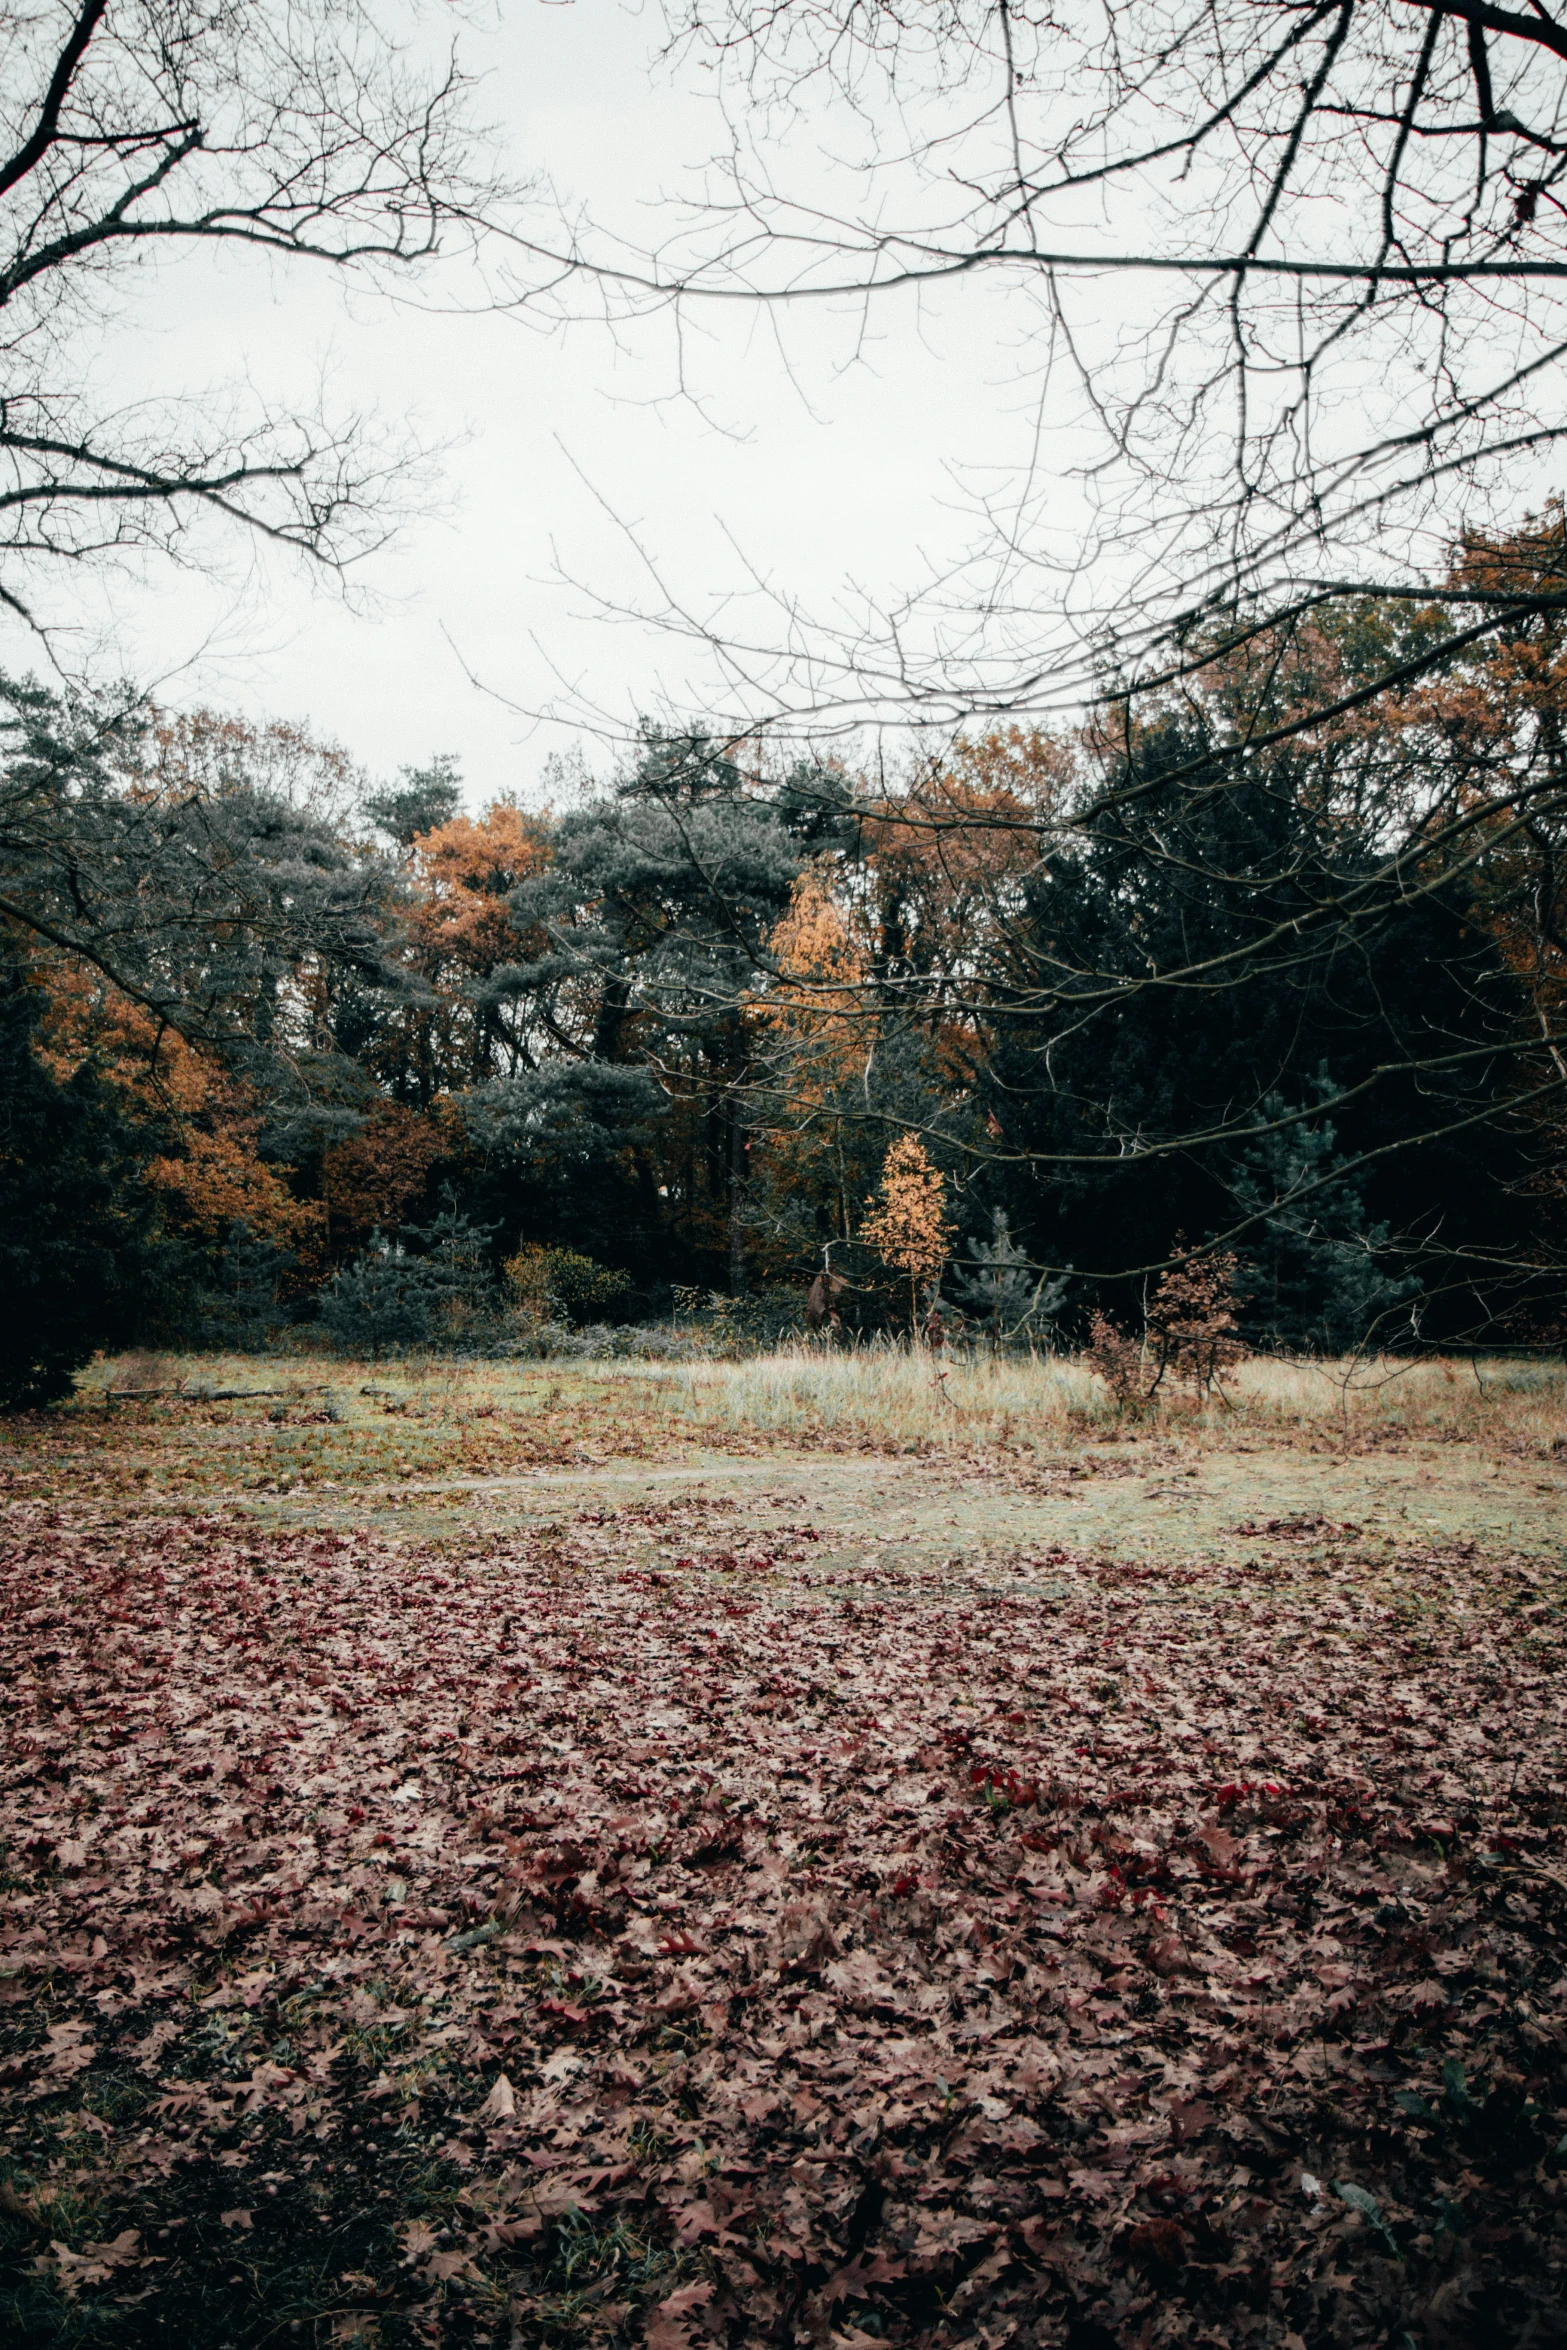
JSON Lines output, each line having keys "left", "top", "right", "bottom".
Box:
{"left": 99, "top": 1386, "right": 316, "bottom": 1403}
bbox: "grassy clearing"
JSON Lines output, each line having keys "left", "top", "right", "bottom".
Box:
{"left": 61, "top": 1339, "right": 1567, "bottom": 1454}
{"left": 3, "top": 1347, "right": 1561, "bottom": 1561}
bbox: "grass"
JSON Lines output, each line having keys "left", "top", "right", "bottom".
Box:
{"left": 664, "top": 1341, "right": 1567, "bottom": 1447}
{"left": 0, "top": 1346, "right": 1559, "bottom": 1550}
{"left": 62, "top": 1337, "right": 1567, "bottom": 1449}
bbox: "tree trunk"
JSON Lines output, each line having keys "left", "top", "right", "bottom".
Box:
{"left": 728, "top": 1100, "right": 748, "bottom": 1294}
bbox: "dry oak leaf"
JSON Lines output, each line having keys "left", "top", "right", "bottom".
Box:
{"left": 425, "top": 2248, "right": 481, "bottom": 2283}
{"left": 43, "top": 2024, "right": 95, "bottom": 2080}
{"left": 645, "top": 2283, "right": 716, "bottom": 2350}
{"left": 911, "top": 2209, "right": 994, "bottom": 2262}
{"left": 219, "top": 2208, "right": 253, "bottom": 2232}
{"left": 476, "top": 2071, "right": 516, "bottom": 2122}
{"left": 656, "top": 2281, "right": 716, "bottom": 2320}
{"left": 671, "top": 2199, "right": 728, "bottom": 2246}
{"left": 824, "top": 1949, "right": 903, "bottom": 2010}
{"left": 645, "top": 2320, "right": 699, "bottom": 2350}
{"left": 39, "top": 2230, "right": 142, "bottom": 2297}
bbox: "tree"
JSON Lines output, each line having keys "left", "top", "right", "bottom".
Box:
{"left": 952, "top": 1210, "right": 1069, "bottom": 1350}
{"left": 36, "top": 956, "right": 317, "bottom": 1256}
{"left": 318, "top": 1101, "right": 452, "bottom": 1262}
{"left": 397, "top": 795, "right": 554, "bottom": 1092}
{"left": 196, "top": 1224, "right": 294, "bottom": 1355}
{"left": 364, "top": 758, "right": 465, "bottom": 852}
{"left": 861, "top": 1136, "right": 953, "bottom": 1334}
{"left": 561, "top": 0, "right": 1567, "bottom": 732}
{"left": 940, "top": 608, "right": 1553, "bottom": 1329}
{"left": 1231, "top": 1085, "right": 1420, "bottom": 1354}
{"left": 0, "top": 961, "right": 172, "bottom": 1407}
{"left": 486, "top": 730, "right": 802, "bottom": 1290}
{"left": 0, "top": 675, "right": 414, "bottom": 1101}
{"left": 0, "top": 1, "right": 504, "bottom": 628}
{"left": 317, "top": 1232, "right": 436, "bottom": 1359}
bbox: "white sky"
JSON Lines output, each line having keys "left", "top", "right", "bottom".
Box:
{"left": 10, "top": 1, "right": 1076, "bottom": 811}
{"left": 12, "top": 2, "right": 1549, "bottom": 812}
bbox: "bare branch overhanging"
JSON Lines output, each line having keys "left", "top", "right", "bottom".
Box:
{"left": 0, "top": 2, "right": 524, "bottom": 628}
{"left": 490, "top": 0, "right": 1567, "bottom": 741}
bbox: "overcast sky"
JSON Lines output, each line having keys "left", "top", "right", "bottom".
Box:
{"left": 3, "top": 2, "right": 1073, "bottom": 810}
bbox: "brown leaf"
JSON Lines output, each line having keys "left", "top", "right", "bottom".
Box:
{"left": 0, "top": 2181, "right": 44, "bottom": 2232}
{"left": 476, "top": 2071, "right": 516, "bottom": 2122}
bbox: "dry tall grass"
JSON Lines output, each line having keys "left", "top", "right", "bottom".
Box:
{"left": 78, "top": 1342, "right": 1567, "bottom": 1454}
{"left": 662, "top": 1344, "right": 1567, "bottom": 1449}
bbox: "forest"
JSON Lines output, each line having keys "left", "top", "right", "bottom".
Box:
{"left": 6, "top": 513, "right": 1566, "bottom": 1410}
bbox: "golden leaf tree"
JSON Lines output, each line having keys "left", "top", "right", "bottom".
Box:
{"left": 861, "top": 1137, "right": 952, "bottom": 1336}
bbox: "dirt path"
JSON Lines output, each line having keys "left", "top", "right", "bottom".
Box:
{"left": 222, "top": 1437, "right": 1567, "bottom": 1574}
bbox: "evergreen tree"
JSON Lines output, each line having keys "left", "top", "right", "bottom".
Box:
{"left": 363, "top": 756, "right": 464, "bottom": 849}
{"left": 985, "top": 707, "right": 1533, "bottom": 1339}
{"left": 482, "top": 728, "right": 803, "bottom": 1289}
{"left": 403, "top": 1204, "right": 498, "bottom": 1312}
{"left": 318, "top": 1233, "right": 438, "bottom": 1358}
{"left": 196, "top": 1225, "right": 294, "bottom": 1354}
{"left": 0, "top": 967, "right": 173, "bottom": 1409}
{"left": 953, "top": 1211, "right": 1071, "bottom": 1347}
{"left": 1230, "top": 1086, "right": 1420, "bottom": 1353}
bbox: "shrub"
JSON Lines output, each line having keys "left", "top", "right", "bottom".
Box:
{"left": 1086, "top": 1310, "right": 1151, "bottom": 1414}
{"left": 503, "top": 1244, "right": 631, "bottom": 1325}
{"left": 1146, "top": 1246, "right": 1245, "bottom": 1399}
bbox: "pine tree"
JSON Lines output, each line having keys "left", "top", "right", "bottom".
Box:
{"left": 1232, "top": 1086, "right": 1419, "bottom": 1352}
{"left": 953, "top": 1210, "right": 1069, "bottom": 1348}
{"left": 197, "top": 1225, "right": 293, "bottom": 1353}
{"left": 318, "top": 1234, "right": 437, "bottom": 1359}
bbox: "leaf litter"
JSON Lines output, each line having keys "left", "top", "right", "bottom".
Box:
{"left": 1, "top": 1496, "right": 1565, "bottom": 2345}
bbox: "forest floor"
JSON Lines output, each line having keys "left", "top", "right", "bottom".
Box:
{"left": 3, "top": 1354, "right": 1567, "bottom": 2348}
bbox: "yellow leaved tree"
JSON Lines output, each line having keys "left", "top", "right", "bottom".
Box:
{"left": 861, "top": 1137, "right": 952, "bottom": 1337}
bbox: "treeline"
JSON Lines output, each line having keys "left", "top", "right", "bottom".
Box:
{"left": 3, "top": 519, "right": 1565, "bottom": 1405}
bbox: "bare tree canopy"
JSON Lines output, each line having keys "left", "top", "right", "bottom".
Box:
{"left": 0, "top": 0, "right": 502, "bottom": 624}
{"left": 514, "top": 0, "right": 1567, "bottom": 726}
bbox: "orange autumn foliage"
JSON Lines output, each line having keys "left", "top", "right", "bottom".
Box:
{"left": 859, "top": 730, "right": 1065, "bottom": 980}
{"left": 319, "top": 1101, "right": 453, "bottom": 1253}
{"left": 758, "top": 868, "right": 868, "bottom": 1074}
{"left": 34, "top": 964, "right": 317, "bottom": 1248}
{"left": 408, "top": 800, "right": 552, "bottom": 978}
{"left": 861, "top": 1135, "right": 953, "bottom": 1327}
